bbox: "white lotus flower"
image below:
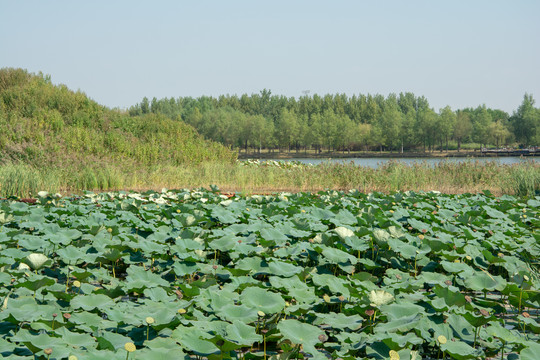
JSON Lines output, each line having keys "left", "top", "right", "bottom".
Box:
{"left": 335, "top": 227, "right": 354, "bottom": 239}
{"left": 18, "top": 263, "right": 31, "bottom": 271}
{"left": 24, "top": 253, "right": 49, "bottom": 270}
{"left": 369, "top": 290, "right": 394, "bottom": 307}
{"left": 37, "top": 191, "right": 49, "bottom": 198}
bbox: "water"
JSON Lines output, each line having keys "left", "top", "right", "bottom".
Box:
{"left": 261, "top": 156, "right": 538, "bottom": 168}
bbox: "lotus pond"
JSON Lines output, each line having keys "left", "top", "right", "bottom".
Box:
{"left": 0, "top": 189, "right": 538, "bottom": 359}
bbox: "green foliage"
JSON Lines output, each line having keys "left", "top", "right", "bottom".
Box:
{"left": 132, "top": 90, "right": 538, "bottom": 153}
{"left": 0, "top": 189, "right": 538, "bottom": 358}
{"left": 505, "top": 161, "right": 540, "bottom": 197}
{"left": 0, "top": 67, "right": 236, "bottom": 173}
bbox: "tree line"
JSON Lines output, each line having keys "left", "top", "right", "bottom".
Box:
{"left": 129, "top": 90, "right": 539, "bottom": 153}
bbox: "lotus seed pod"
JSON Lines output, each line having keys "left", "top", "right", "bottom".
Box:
{"left": 44, "top": 348, "right": 53, "bottom": 355}
{"left": 437, "top": 335, "right": 447, "bottom": 344}
{"left": 107, "top": 228, "right": 113, "bottom": 233}
{"left": 178, "top": 308, "right": 186, "bottom": 314}
{"left": 68, "top": 356, "right": 78, "bottom": 360}
{"left": 124, "top": 342, "right": 136, "bottom": 352}
{"left": 145, "top": 316, "right": 155, "bottom": 325}
{"left": 73, "top": 280, "right": 81, "bottom": 288}
{"left": 418, "top": 234, "right": 424, "bottom": 240}
{"left": 389, "top": 350, "right": 400, "bottom": 360}
{"left": 257, "top": 311, "right": 265, "bottom": 317}
{"left": 63, "top": 313, "right": 71, "bottom": 320}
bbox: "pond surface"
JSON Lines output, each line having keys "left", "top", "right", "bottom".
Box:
{"left": 263, "top": 156, "right": 538, "bottom": 168}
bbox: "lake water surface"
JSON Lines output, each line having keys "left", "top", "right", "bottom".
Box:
{"left": 264, "top": 156, "right": 538, "bottom": 168}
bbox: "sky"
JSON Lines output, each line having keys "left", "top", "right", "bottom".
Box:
{"left": 1, "top": 1, "right": 539, "bottom": 113}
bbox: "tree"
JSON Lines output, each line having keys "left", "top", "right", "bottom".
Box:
{"left": 415, "top": 107, "right": 437, "bottom": 152}
{"left": 379, "top": 98, "right": 402, "bottom": 151}
{"left": 453, "top": 111, "right": 472, "bottom": 151}
{"left": 487, "top": 120, "right": 511, "bottom": 148}
{"left": 275, "top": 108, "right": 299, "bottom": 152}
{"left": 140, "top": 97, "right": 150, "bottom": 114}
{"left": 438, "top": 106, "right": 456, "bottom": 151}
{"left": 510, "top": 94, "right": 539, "bottom": 146}
{"left": 471, "top": 105, "right": 492, "bottom": 147}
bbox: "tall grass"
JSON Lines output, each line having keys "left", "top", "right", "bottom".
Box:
{"left": 0, "top": 163, "right": 60, "bottom": 197}
{"left": 504, "top": 163, "right": 540, "bottom": 197}
{"left": 1, "top": 161, "right": 537, "bottom": 198}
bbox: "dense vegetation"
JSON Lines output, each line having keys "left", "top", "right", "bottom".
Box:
{"left": 0, "top": 68, "right": 236, "bottom": 178}
{"left": 0, "top": 189, "right": 538, "bottom": 359}
{"left": 129, "top": 90, "right": 540, "bottom": 153}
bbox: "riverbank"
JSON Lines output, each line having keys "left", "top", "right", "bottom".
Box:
{"left": 237, "top": 149, "right": 538, "bottom": 159}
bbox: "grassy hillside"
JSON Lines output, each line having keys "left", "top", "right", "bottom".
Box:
{"left": 0, "top": 68, "right": 236, "bottom": 196}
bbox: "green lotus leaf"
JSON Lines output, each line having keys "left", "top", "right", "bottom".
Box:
{"left": 380, "top": 303, "right": 425, "bottom": 320}
{"left": 259, "top": 228, "right": 289, "bottom": 246}
{"left": 267, "top": 260, "right": 302, "bottom": 277}
{"left": 240, "top": 287, "right": 285, "bottom": 314}
{"left": 96, "top": 332, "right": 134, "bottom": 351}
{"left": 125, "top": 265, "right": 168, "bottom": 290}
{"left": 54, "top": 327, "right": 97, "bottom": 349}
{"left": 313, "top": 312, "right": 363, "bottom": 330}
{"left": 172, "top": 327, "right": 220, "bottom": 355}
{"left": 10, "top": 328, "right": 63, "bottom": 353}
{"left": 56, "top": 246, "right": 88, "bottom": 265}
{"left": 374, "top": 314, "right": 422, "bottom": 333}
{"left": 464, "top": 271, "right": 507, "bottom": 291}
{"left": 322, "top": 246, "right": 357, "bottom": 264}
{"left": 71, "top": 294, "right": 114, "bottom": 311}
{"left": 440, "top": 339, "right": 481, "bottom": 359}
{"left": 137, "top": 347, "right": 189, "bottom": 360}
{"left": 218, "top": 304, "right": 259, "bottom": 323}
{"left": 312, "top": 273, "right": 350, "bottom": 296}
{"left": 225, "top": 320, "right": 262, "bottom": 345}
{"left": 15, "top": 274, "right": 55, "bottom": 292}
{"left": 520, "top": 341, "right": 540, "bottom": 360}
{"left": 277, "top": 319, "right": 325, "bottom": 347}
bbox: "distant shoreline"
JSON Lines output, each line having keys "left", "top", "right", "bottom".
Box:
{"left": 238, "top": 150, "right": 538, "bottom": 160}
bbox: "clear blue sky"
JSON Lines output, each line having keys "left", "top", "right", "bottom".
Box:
{"left": 1, "top": 1, "right": 539, "bottom": 113}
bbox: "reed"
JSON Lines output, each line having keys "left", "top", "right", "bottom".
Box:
{"left": 1, "top": 160, "right": 537, "bottom": 198}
